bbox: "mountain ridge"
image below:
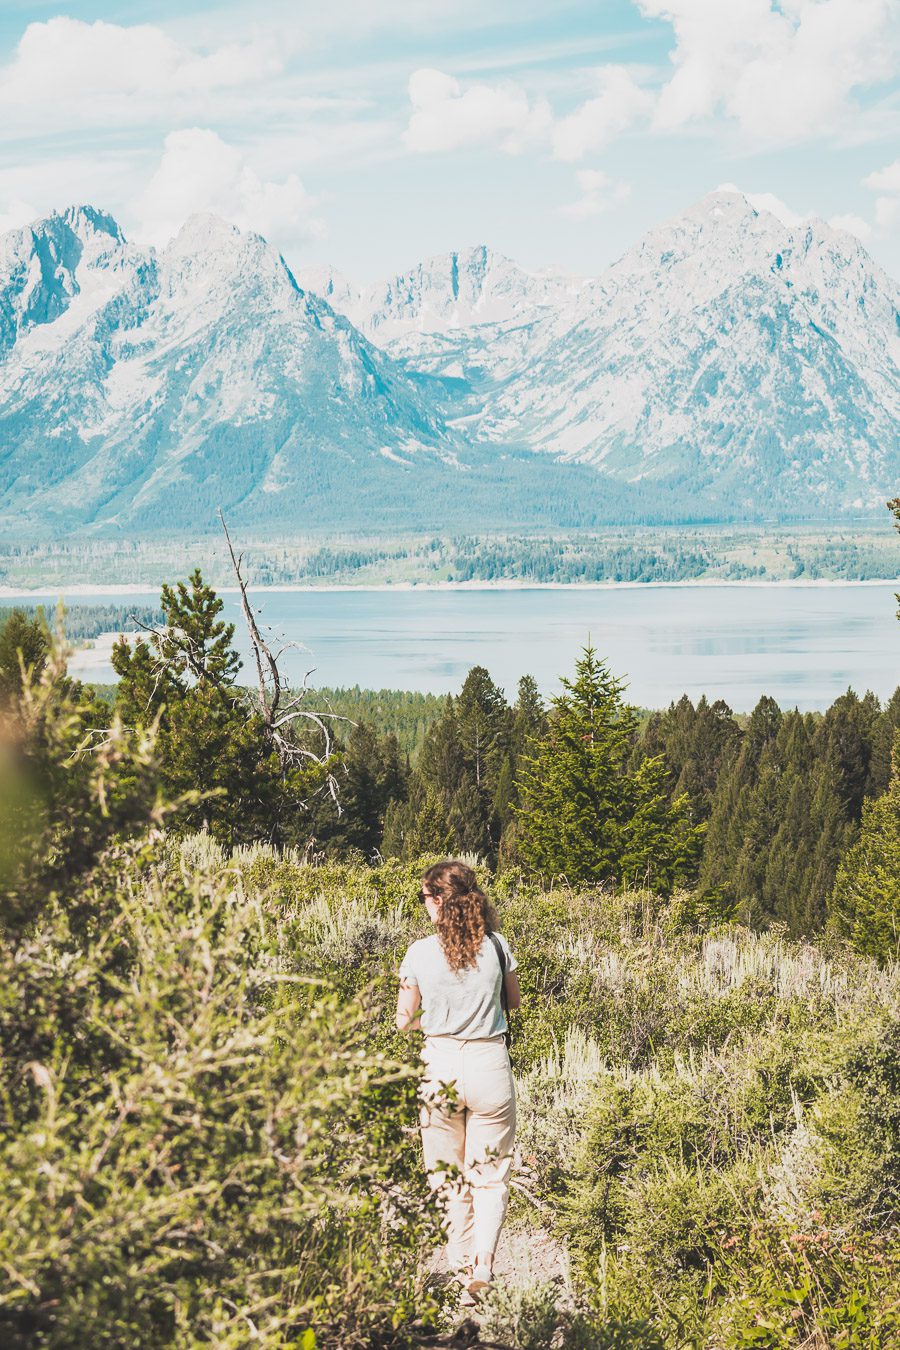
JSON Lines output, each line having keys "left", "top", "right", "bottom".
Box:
{"left": 1, "top": 190, "right": 897, "bottom": 535}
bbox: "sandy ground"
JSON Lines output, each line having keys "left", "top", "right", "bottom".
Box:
{"left": 428, "top": 1224, "right": 569, "bottom": 1288}
{"left": 0, "top": 577, "right": 894, "bottom": 599}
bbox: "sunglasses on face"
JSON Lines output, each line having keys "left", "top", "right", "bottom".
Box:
{"left": 418, "top": 889, "right": 433, "bottom": 903}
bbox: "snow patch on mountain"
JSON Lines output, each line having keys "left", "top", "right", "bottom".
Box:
{"left": 1, "top": 190, "right": 898, "bottom": 531}
{"left": 298, "top": 244, "right": 587, "bottom": 343}
{"left": 302, "top": 189, "right": 898, "bottom": 514}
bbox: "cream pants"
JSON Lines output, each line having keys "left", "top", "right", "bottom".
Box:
{"left": 419, "top": 1034, "right": 516, "bottom": 1267}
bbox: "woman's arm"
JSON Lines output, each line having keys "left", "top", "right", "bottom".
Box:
{"left": 505, "top": 971, "right": 521, "bottom": 1011}
{"left": 396, "top": 980, "right": 422, "bottom": 1031}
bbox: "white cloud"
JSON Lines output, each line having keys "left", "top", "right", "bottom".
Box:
{"left": 717, "top": 183, "right": 807, "bottom": 226}
{"left": 744, "top": 190, "right": 805, "bottom": 227}
{"left": 637, "top": 0, "right": 899, "bottom": 144}
{"left": 863, "top": 157, "right": 900, "bottom": 233}
{"left": 559, "top": 169, "right": 631, "bottom": 221}
{"left": 0, "top": 152, "right": 137, "bottom": 227}
{"left": 874, "top": 196, "right": 900, "bottom": 230}
{"left": 404, "top": 64, "right": 651, "bottom": 160}
{"left": 864, "top": 159, "right": 900, "bottom": 193}
{"left": 0, "top": 17, "right": 280, "bottom": 130}
{"left": 403, "top": 68, "right": 552, "bottom": 153}
{"left": 0, "top": 198, "right": 38, "bottom": 235}
{"left": 552, "top": 67, "right": 652, "bottom": 161}
{"left": 828, "top": 213, "right": 873, "bottom": 241}
{"left": 132, "top": 129, "right": 324, "bottom": 250}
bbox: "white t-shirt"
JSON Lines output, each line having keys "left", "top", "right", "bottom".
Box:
{"left": 398, "top": 931, "right": 518, "bottom": 1038}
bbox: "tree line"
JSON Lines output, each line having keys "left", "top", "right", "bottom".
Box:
{"left": 1, "top": 507, "right": 898, "bottom": 956}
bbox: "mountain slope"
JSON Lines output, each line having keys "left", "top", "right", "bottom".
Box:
{"left": 297, "top": 245, "right": 585, "bottom": 343}
{"left": 473, "top": 193, "right": 900, "bottom": 511}
{"left": 1, "top": 192, "right": 898, "bottom": 535}
{"left": 305, "top": 192, "right": 900, "bottom": 516}
{"left": 0, "top": 210, "right": 462, "bottom": 533}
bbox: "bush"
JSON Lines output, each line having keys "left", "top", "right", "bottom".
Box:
{"left": 0, "top": 840, "right": 442, "bottom": 1349}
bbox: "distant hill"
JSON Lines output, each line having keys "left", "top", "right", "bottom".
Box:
{"left": 1, "top": 192, "right": 897, "bottom": 536}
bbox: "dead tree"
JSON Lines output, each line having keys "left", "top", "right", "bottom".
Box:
{"left": 218, "top": 511, "right": 349, "bottom": 811}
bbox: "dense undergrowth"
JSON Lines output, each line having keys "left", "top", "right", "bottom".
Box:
{"left": 233, "top": 842, "right": 900, "bottom": 1346}
{"left": 5, "top": 836, "right": 894, "bottom": 1347}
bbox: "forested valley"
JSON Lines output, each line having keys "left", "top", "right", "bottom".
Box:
{"left": 1, "top": 518, "right": 899, "bottom": 1347}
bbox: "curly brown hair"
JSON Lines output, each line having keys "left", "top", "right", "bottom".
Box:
{"left": 422, "top": 860, "right": 498, "bottom": 972}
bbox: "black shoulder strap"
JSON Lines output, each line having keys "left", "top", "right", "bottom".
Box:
{"left": 489, "top": 933, "right": 509, "bottom": 1020}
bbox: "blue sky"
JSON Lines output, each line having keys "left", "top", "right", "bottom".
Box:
{"left": 0, "top": 0, "right": 898, "bottom": 282}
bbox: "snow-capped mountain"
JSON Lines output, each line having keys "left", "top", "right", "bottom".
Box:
{"left": 297, "top": 245, "right": 586, "bottom": 344}
{"left": 0, "top": 207, "right": 460, "bottom": 532}
{"left": 476, "top": 192, "right": 900, "bottom": 509}
{"left": 301, "top": 191, "right": 899, "bottom": 516}
{"left": 1, "top": 191, "right": 898, "bottom": 534}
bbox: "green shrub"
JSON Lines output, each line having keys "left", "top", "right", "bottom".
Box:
{"left": 0, "top": 841, "right": 442, "bottom": 1349}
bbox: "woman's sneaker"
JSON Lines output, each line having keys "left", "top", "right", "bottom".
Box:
{"left": 467, "top": 1263, "right": 493, "bottom": 1298}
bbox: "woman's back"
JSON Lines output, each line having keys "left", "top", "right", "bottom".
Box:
{"left": 399, "top": 931, "right": 516, "bottom": 1039}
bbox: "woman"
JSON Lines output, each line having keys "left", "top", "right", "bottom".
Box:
{"left": 396, "top": 859, "right": 521, "bottom": 1299}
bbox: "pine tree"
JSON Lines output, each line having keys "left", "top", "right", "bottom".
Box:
{"left": 314, "top": 724, "right": 407, "bottom": 858}
{"left": 516, "top": 645, "right": 701, "bottom": 889}
{"left": 699, "top": 696, "right": 783, "bottom": 915}
{"left": 814, "top": 689, "right": 879, "bottom": 822}
{"left": 405, "top": 788, "right": 455, "bottom": 858}
{"left": 869, "top": 687, "right": 900, "bottom": 797}
{"left": 0, "top": 609, "right": 48, "bottom": 702}
{"left": 455, "top": 666, "right": 508, "bottom": 794}
{"left": 496, "top": 675, "right": 547, "bottom": 862}
{"left": 512, "top": 674, "right": 546, "bottom": 751}
{"left": 637, "top": 694, "right": 739, "bottom": 824}
{"left": 829, "top": 734, "right": 900, "bottom": 962}
{"left": 113, "top": 572, "right": 282, "bottom": 845}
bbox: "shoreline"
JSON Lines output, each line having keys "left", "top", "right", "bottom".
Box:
{"left": 1, "top": 576, "right": 897, "bottom": 599}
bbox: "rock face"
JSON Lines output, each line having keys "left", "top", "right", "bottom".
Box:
{"left": 297, "top": 245, "right": 586, "bottom": 343}
{"left": 308, "top": 191, "right": 900, "bottom": 518}
{"left": 0, "top": 209, "right": 457, "bottom": 533}
{"left": 1, "top": 190, "right": 898, "bottom": 534}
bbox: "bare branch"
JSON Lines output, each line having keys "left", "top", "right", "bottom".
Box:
{"left": 216, "top": 511, "right": 344, "bottom": 816}
{"left": 218, "top": 510, "right": 281, "bottom": 719}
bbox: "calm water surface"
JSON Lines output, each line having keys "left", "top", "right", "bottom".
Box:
{"left": 57, "top": 584, "right": 900, "bottom": 711}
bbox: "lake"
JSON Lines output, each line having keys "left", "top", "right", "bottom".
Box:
{"left": 52, "top": 583, "right": 900, "bottom": 711}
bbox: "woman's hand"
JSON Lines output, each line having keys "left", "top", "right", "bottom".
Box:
{"left": 396, "top": 979, "right": 422, "bottom": 1031}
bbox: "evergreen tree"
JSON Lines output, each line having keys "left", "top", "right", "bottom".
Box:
{"left": 511, "top": 674, "right": 547, "bottom": 751}
{"left": 391, "top": 671, "right": 515, "bottom": 861}
{"left": 829, "top": 734, "right": 900, "bottom": 962}
{"left": 699, "top": 696, "right": 783, "bottom": 914}
{"left": 814, "top": 688, "right": 879, "bottom": 822}
{"left": 869, "top": 687, "right": 900, "bottom": 797}
{"left": 404, "top": 787, "right": 455, "bottom": 859}
{"left": 314, "top": 724, "right": 407, "bottom": 858}
{"left": 455, "top": 666, "right": 508, "bottom": 794}
{"left": 638, "top": 694, "right": 739, "bottom": 822}
{"left": 496, "top": 675, "right": 547, "bottom": 862}
{"left": 516, "top": 645, "right": 701, "bottom": 889}
{"left": 0, "top": 609, "right": 48, "bottom": 702}
{"left": 113, "top": 572, "right": 286, "bottom": 845}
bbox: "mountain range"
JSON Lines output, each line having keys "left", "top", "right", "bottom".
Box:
{"left": 1, "top": 190, "right": 897, "bottom": 536}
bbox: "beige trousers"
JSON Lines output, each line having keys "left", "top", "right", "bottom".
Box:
{"left": 419, "top": 1034, "right": 516, "bottom": 1267}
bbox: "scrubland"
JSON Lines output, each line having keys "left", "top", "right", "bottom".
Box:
{"left": 4, "top": 834, "right": 899, "bottom": 1348}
